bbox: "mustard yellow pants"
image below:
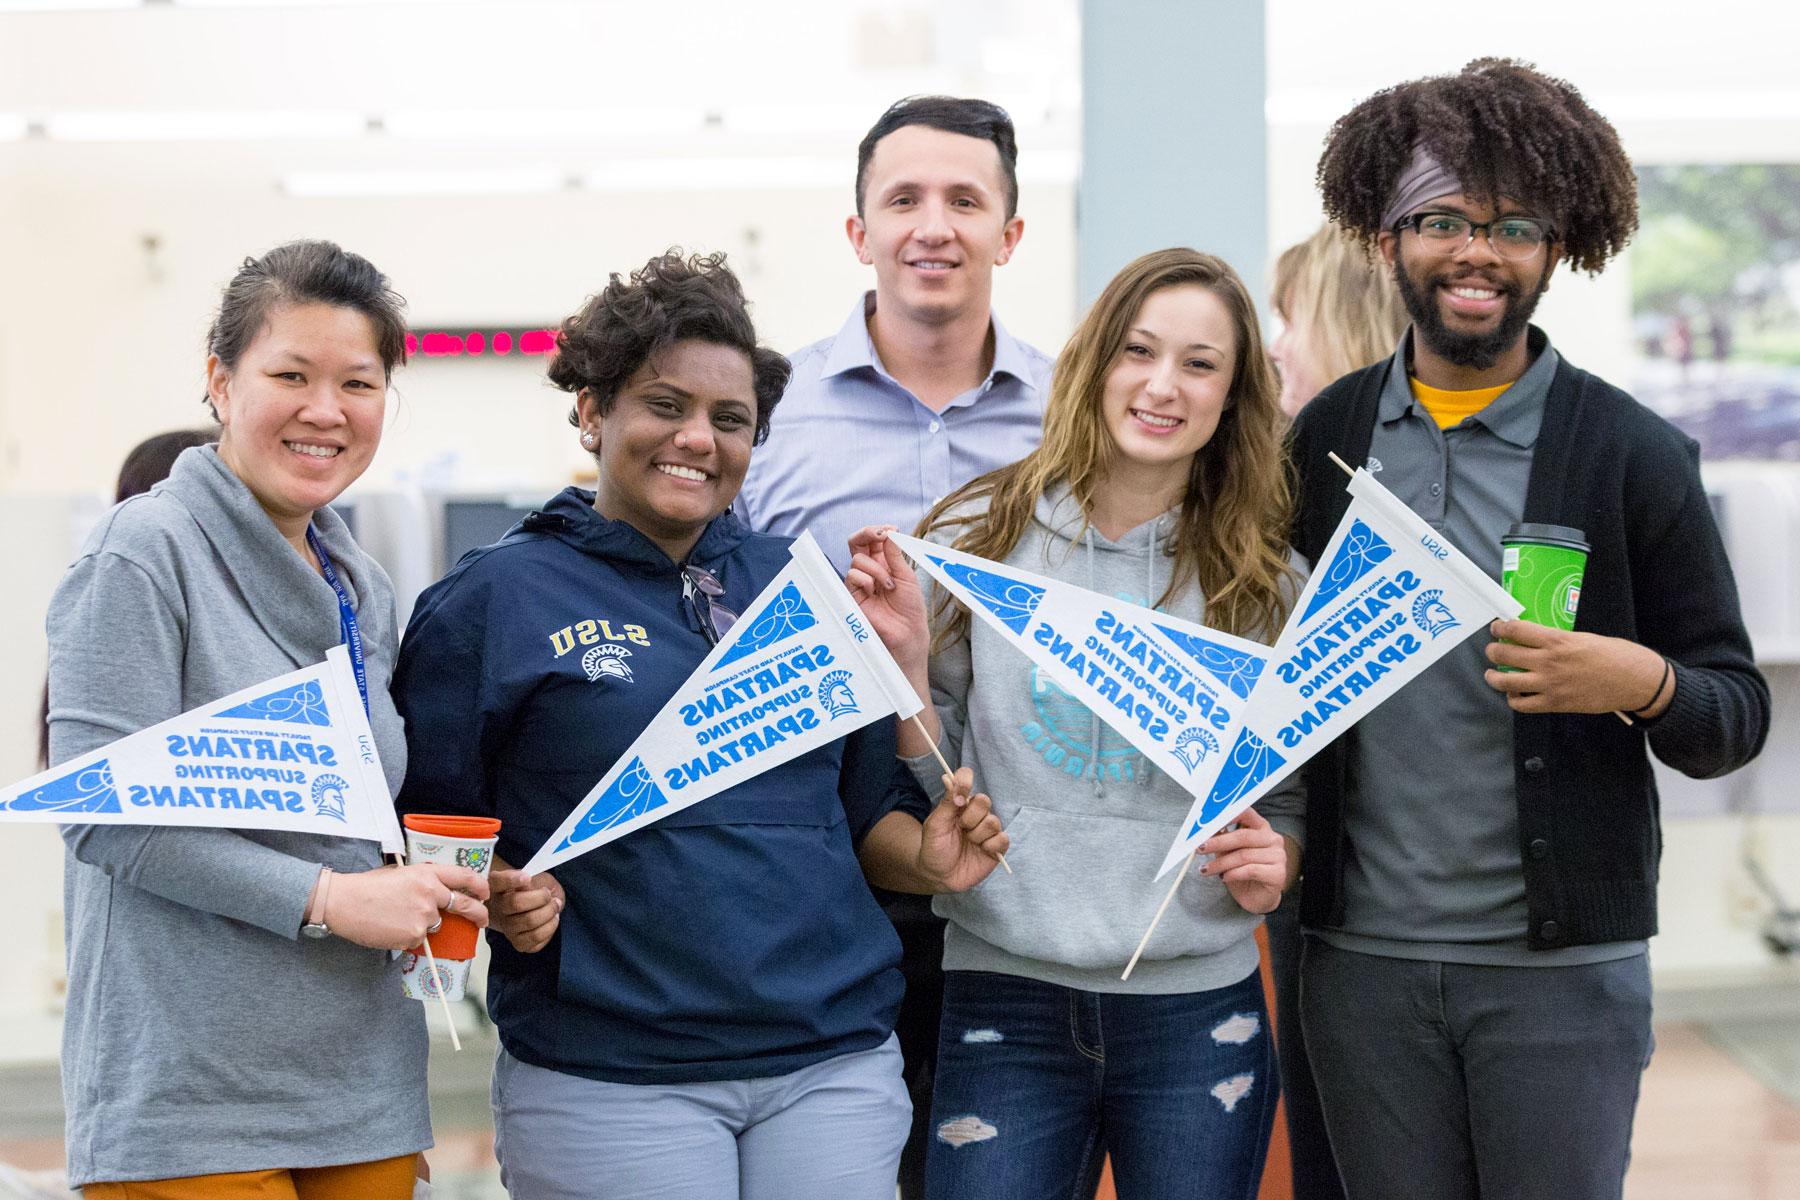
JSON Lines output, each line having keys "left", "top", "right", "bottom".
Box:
{"left": 81, "top": 1154, "right": 417, "bottom": 1200}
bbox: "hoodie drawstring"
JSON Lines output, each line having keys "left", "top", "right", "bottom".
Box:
{"left": 1086, "top": 529, "right": 1105, "bottom": 799}
{"left": 1139, "top": 524, "right": 1160, "bottom": 787}
{"left": 1074, "top": 511, "right": 1176, "bottom": 795}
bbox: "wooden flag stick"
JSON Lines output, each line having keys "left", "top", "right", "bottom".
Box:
{"left": 1123, "top": 852, "right": 1194, "bottom": 981}
{"left": 908, "top": 713, "right": 1012, "bottom": 876}
{"left": 420, "top": 940, "right": 462, "bottom": 1053}
{"left": 392, "top": 852, "right": 462, "bottom": 1052}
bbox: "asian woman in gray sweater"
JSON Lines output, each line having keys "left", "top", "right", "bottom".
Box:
{"left": 47, "top": 241, "right": 488, "bottom": 1198}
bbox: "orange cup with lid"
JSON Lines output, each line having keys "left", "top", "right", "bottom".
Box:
{"left": 401, "top": 813, "right": 500, "bottom": 961}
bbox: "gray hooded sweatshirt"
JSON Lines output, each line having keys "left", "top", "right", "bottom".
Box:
{"left": 903, "top": 484, "right": 1304, "bottom": 995}
{"left": 46, "top": 446, "right": 429, "bottom": 1185}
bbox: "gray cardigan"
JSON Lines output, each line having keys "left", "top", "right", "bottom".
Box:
{"left": 47, "top": 446, "right": 429, "bottom": 1185}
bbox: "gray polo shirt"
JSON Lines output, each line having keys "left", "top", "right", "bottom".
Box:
{"left": 1315, "top": 330, "right": 1645, "bottom": 967}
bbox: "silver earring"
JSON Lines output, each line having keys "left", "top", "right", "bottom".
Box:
{"left": 581, "top": 432, "right": 596, "bottom": 447}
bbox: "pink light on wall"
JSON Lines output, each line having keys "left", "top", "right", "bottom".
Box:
{"left": 403, "top": 327, "right": 557, "bottom": 360}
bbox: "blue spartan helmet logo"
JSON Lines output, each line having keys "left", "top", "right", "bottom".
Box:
{"left": 1410, "top": 588, "right": 1460, "bottom": 638}
{"left": 819, "top": 670, "right": 860, "bottom": 719}
{"left": 310, "top": 773, "right": 349, "bottom": 822}
{"left": 1172, "top": 727, "right": 1220, "bottom": 773}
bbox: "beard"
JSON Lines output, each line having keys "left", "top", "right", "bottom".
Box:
{"left": 1393, "top": 244, "right": 1551, "bottom": 370}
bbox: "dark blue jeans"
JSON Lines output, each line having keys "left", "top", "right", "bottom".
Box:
{"left": 1300, "top": 938, "right": 1654, "bottom": 1200}
{"left": 924, "top": 968, "right": 1277, "bottom": 1200}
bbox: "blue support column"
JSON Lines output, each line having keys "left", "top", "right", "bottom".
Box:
{"left": 1078, "top": 0, "right": 1267, "bottom": 306}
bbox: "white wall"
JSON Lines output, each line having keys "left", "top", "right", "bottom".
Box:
{"left": 0, "top": 499, "right": 80, "bottom": 1062}
{"left": 0, "top": 0, "right": 1082, "bottom": 496}
{"left": 0, "top": 167, "right": 1077, "bottom": 498}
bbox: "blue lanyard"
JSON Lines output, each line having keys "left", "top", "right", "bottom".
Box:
{"left": 307, "top": 525, "right": 370, "bottom": 716}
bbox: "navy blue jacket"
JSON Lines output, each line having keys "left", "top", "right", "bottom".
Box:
{"left": 393, "top": 489, "right": 929, "bottom": 1084}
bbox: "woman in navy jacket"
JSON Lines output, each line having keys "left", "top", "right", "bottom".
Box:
{"left": 392, "top": 251, "right": 1008, "bottom": 1200}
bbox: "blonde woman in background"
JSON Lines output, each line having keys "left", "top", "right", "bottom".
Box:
{"left": 1270, "top": 225, "right": 1408, "bottom": 419}
{"left": 1261, "top": 223, "right": 1405, "bottom": 1200}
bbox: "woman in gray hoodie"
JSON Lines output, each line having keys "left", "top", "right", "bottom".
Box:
{"left": 848, "top": 248, "right": 1302, "bottom": 1200}
{"left": 47, "top": 241, "right": 489, "bottom": 1198}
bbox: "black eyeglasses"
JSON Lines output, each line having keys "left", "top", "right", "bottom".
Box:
{"left": 681, "top": 564, "right": 739, "bottom": 646}
{"left": 1395, "top": 211, "right": 1555, "bottom": 261}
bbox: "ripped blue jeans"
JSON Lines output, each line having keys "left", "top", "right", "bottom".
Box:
{"left": 925, "top": 968, "right": 1276, "bottom": 1200}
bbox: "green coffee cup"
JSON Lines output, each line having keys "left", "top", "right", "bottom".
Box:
{"left": 1499, "top": 524, "right": 1589, "bottom": 670}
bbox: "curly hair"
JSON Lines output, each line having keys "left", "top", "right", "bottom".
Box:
{"left": 550, "top": 250, "right": 790, "bottom": 444}
{"left": 1316, "top": 58, "right": 1638, "bottom": 275}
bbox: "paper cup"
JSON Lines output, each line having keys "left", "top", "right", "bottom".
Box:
{"left": 402, "top": 813, "right": 500, "bottom": 963}
{"left": 1500, "top": 523, "right": 1590, "bottom": 671}
{"left": 398, "top": 948, "right": 473, "bottom": 1003}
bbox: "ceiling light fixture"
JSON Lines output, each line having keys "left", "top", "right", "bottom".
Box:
{"left": 281, "top": 168, "right": 567, "bottom": 197}
{"left": 383, "top": 108, "right": 707, "bottom": 141}
{"left": 581, "top": 156, "right": 843, "bottom": 192}
{"left": 44, "top": 110, "right": 366, "bottom": 142}
{"left": 0, "top": 1, "right": 141, "bottom": 12}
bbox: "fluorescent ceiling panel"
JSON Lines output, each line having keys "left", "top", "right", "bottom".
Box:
{"left": 581, "top": 156, "right": 841, "bottom": 192}
{"left": 172, "top": 0, "right": 437, "bottom": 7}
{"left": 723, "top": 105, "right": 874, "bottom": 135}
{"left": 282, "top": 168, "right": 566, "bottom": 197}
{"left": 0, "top": 2, "right": 139, "bottom": 11}
{"left": 44, "top": 110, "right": 366, "bottom": 141}
{"left": 383, "top": 108, "right": 705, "bottom": 141}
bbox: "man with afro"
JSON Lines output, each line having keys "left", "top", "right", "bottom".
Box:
{"left": 1284, "top": 58, "right": 1769, "bottom": 1199}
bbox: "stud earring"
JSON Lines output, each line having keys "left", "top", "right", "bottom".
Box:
{"left": 581, "top": 432, "right": 596, "bottom": 447}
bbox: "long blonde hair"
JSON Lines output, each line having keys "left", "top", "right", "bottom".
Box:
{"left": 923, "top": 248, "right": 1295, "bottom": 647}
{"left": 1271, "top": 225, "right": 1407, "bottom": 388}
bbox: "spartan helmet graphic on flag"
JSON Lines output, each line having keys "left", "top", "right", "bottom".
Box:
{"left": 819, "top": 669, "right": 860, "bottom": 719}
{"left": 310, "top": 774, "right": 349, "bottom": 823}
{"left": 1411, "top": 589, "right": 1460, "bottom": 638}
{"left": 1172, "top": 727, "right": 1220, "bottom": 773}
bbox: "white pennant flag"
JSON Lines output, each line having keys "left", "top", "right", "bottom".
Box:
{"left": 521, "top": 532, "right": 923, "bottom": 876}
{"left": 1152, "top": 466, "right": 1524, "bottom": 878}
{"left": 3, "top": 645, "right": 402, "bottom": 854}
{"left": 888, "top": 532, "right": 1271, "bottom": 796}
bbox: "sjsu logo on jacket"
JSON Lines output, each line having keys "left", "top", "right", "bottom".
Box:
{"left": 548, "top": 618, "right": 651, "bottom": 659}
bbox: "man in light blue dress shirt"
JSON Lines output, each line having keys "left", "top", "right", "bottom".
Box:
{"left": 735, "top": 95, "right": 1053, "bottom": 575}
{"left": 733, "top": 95, "right": 1053, "bottom": 1198}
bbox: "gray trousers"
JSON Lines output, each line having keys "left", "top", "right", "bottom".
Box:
{"left": 491, "top": 1036, "right": 910, "bottom": 1200}
{"left": 1299, "top": 938, "right": 1654, "bottom": 1200}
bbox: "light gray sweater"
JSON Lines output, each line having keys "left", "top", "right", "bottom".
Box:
{"left": 47, "top": 446, "right": 429, "bottom": 1186}
{"left": 906, "top": 485, "right": 1304, "bottom": 994}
